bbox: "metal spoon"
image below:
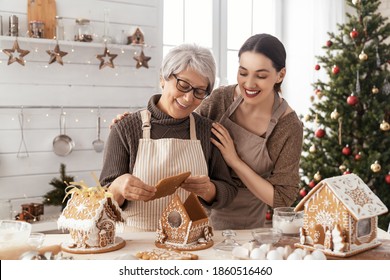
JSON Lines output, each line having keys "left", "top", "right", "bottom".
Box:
{"left": 92, "top": 115, "right": 104, "bottom": 153}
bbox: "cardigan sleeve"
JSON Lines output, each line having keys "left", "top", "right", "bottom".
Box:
{"left": 266, "top": 113, "right": 303, "bottom": 208}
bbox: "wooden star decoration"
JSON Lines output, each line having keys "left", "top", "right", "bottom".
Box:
{"left": 2, "top": 40, "right": 30, "bottom": 66}
{"left": 133, "top": 50, "right": 151, "bottom": 69}
{"left": 46, "top": 44, "right": 68, "bottom": 65}
{"left": 96, "top": 47, "right": 118, "bottom": 69}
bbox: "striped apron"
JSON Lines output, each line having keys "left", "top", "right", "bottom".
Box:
{"left": 210, "top": 93, "right": 287, "bottom": 230}
{"left": 124, "top": 109, "right": 208, "bottom": 231}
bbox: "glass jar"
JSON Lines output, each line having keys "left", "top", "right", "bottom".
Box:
{"left": 74, "top": 18, "right": 93, "bottom": 42}
{"left": 29, "top": 20, "right": 45, "bottom": 38}
{"left": 272, "top": 207, "right": 304, "bottom": 236}
{"left": 0, "top": 200, "right": 12, "bottom": 220}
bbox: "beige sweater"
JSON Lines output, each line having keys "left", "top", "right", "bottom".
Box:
{"left": 196, "top": 85, "right": 303, "bottom": 208}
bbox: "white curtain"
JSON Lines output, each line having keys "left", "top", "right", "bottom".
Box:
{"left": 281, "top": 0, "right": 345, "bottom": 117}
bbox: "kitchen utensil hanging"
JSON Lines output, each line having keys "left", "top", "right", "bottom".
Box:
{"left": 52, "top": 109, "right": 75, "bottom": 156}
{"left": 17, "top": 107, "right": 29, "bottom": 158}
{"left": 92, "top": 108, "right": 104, "bottom": 153}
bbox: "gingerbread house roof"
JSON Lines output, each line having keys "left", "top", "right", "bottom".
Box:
{"left": 58, "top": 191, "right": 123, "bottom": 232}
{"left": 295, "top": 174, "right": 388, "bottom": 220}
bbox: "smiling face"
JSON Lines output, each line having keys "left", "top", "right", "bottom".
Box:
{"left": 237, "top": 51, "right": 285, "bottom": 104}
{"left": 158, "top": 68, "right": 209, "bottom": 119}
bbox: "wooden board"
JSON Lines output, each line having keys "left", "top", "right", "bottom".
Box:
{"left": 27, "top": 0, "right": 57, "bottom": 39}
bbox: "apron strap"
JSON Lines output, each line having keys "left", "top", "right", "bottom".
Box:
{"left": 140, "top": 109, "right": 151, "bottom": 139}
{"left": 141, "top": 109, "right": 197, "bottom": 140}
{"left": 220, "top": 94, "right": 243, "bottom": 123}
{"left": 189, "top": 113, "right": 196, "bottom": 140}
{"left": 265, "top": 93, "right": 288, "bottom": 139}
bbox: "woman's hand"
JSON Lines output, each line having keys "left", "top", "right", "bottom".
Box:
{"left": 210, "top": 122, "right": 241, "bottom": 168}
{"left": 109, "top": 173, "right": 156, "bottom": 205}
{"left": 180, "top": 175, "right": 216, "bottom": 202}
{"left": 109, "top": 111, "right": 130, "bottom": 128}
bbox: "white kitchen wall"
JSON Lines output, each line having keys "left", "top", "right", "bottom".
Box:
{"left": 0, "top": 0, "right": 163, "bottom": 217}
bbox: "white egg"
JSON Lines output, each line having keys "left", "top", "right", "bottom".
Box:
{"left": 293, "top": 248, "right": 306, "bottom": 258}
{"left": 275, "top": 246, "right": 285, "bottom": 256}
{"left": 232, "top": 246, "right": 249, "bottom": 259}
{"left": 286, "top": 252, "right": 302, "bottom": 260}
{"left": 266, "top": 249, "right": 283, "bottom": 260}
{"left": 242, "top": 241, "right": 256, "bottom": 252}
{"left": 311, "top": 250, "right": 327, "bottom": 260}
{"left": 303, "top": 254, "right": 315, "bottom": 260}
{"left": 250, "top": 248, "right": 266, "bottom": 260}
{"left": 259, "top": 243, "right": 272, "bottom": 253}
{"left": 283, "top": 245, "right": 293, "bottom": 259}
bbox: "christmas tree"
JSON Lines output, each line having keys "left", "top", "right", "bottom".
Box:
{"left": 298, "top": 0, "right": 390, "bottom": 230}
{"left": 43, "top": 163, "right": 74, "bottom": 209}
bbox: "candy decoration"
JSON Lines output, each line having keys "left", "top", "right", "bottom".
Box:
{"left": 370, "top": 161, "right": 381, "bottom": 173}
{"left": 347, "top": 94, "right": 358, "bottom": 106}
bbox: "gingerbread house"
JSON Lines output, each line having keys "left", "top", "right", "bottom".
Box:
{"left": 57, "top": 184, "right": 125, "bottom": 254}
{"left": 155, "top": 193, "right": 213, "bottom": 251}
{"left": 295, "top": 173, "right": 388, "bottom": 257}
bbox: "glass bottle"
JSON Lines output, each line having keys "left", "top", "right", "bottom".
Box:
{"left": 55, "top": 16, "right": 64, "bottom": 40}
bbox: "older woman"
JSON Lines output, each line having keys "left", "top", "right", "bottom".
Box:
{"left": 100, "top": 44, "right": 237, "bottom": 232}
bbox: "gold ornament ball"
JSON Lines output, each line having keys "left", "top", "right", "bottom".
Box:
{"left": 371, "top": 86, "right": 379, "bottom": 94}
{"left": 314, "top": 171, "right": 322, "bottom": 181}
{"left": 352, "top": 0, "right": 361, "bottom": 5}
{"left": 330, "top": 109, "right": 340, "bottom": 120}
{"left": 309, "top": 145, "right": 316, "bottom": 153}
{"left": 359, "top": 51, "right": 368, "bottom": 61}
{"left": 304, "top": 114, "right": 311, "bottom": 122}
{"left": 339, "top": 165, "right": 347, "bottom": 172}
{"left": 370, "top": 161, "right": 381, "bottom": 173}
{"left": 310, "top": 96, "right": 315, "bottom": 102}
{"left": 380, "top": 120, "right": 390, "bottom": 131}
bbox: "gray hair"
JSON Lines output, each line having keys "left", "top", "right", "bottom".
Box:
{"left": 160, "top": 44, "right": 216, "bottom": 92}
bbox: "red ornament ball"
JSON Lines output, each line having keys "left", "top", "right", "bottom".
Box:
{"left": 326, "top": 40, "right": 333, "bottom": 47}
{"left": 354, "top": 153, "right": 362, "bottom": 160}
{"left": 299, "top": 188, "right": 307, "bottom": 197}
{"left": 332, "top": 65, "right": 340, "bottom": 74}
{"left": 342, "top": 145, "right": 352, "bottom": 156}
{"left": 350, "top": 28, "right": 359, "bottom": 39}
{"left": 315, "top": 64, "right": 321, "bottom": 71}
{"left": 343, "top": 170, "right": 351, "bottom": 175}
{"left": 309, "top": 181, "right": 316, "bottom": 188}
{"left": 265, "top": 210, "right": 272, "bottom": 221}
{"left": 385, "top": 174, "right": 390, "bottom": 184}
{"left": 347, "top": 95, "right": 358, "bottom": 106}
{"left": 315, "top": 128, "right": 326, "bottom": 138}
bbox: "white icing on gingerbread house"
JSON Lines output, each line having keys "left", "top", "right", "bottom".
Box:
{"left": 295, "top": 173, "right": 388, "bottom": 257}
{"left": 57, "top": 185, "right": 124, "bottom": 249}
{"left": 155, "top": 193, "right": 213, "bottom": 251}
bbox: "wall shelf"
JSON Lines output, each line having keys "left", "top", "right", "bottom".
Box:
{"left": 0, "top": 35, "right": 154, "bottom": 51}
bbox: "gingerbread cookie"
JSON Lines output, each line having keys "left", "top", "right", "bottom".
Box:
{"left": 135, "top": 249, "right": 198, "bottom": 260}
{"left": 151, "top": 171, "right": 191, "bottom": 200}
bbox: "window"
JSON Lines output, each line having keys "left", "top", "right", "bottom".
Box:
{"left": 163, "top": 0, "right": 279, "bottom": 87}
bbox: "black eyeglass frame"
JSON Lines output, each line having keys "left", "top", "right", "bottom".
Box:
{"left": 172, "top": 74, "right": 210, "bottom": 100}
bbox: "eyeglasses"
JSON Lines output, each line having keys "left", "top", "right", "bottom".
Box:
{"left": 172, "top": 74, "right": 210, "bottom": 100}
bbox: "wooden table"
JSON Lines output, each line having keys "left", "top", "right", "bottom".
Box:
{"left": 38, "top": 228, "right": 390, "bottom": 260}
